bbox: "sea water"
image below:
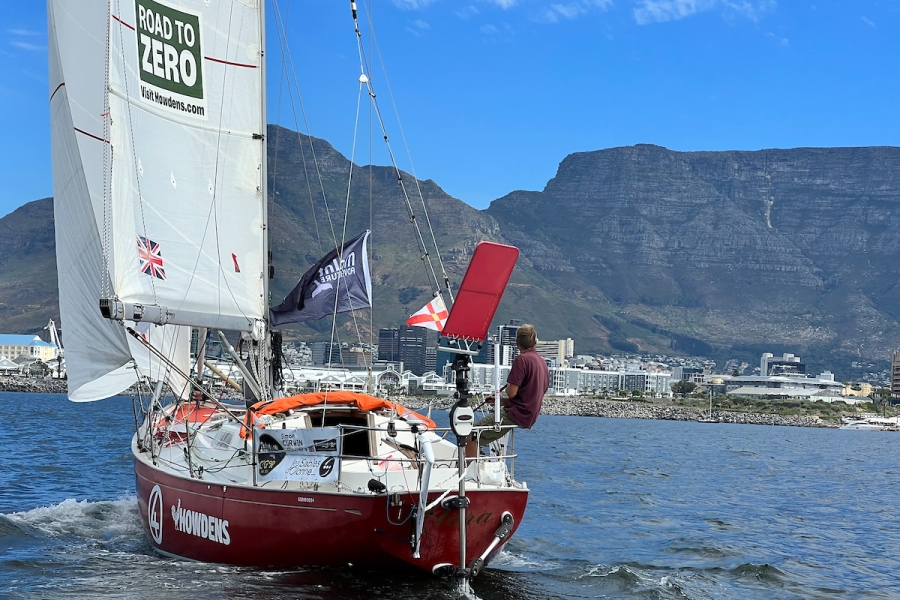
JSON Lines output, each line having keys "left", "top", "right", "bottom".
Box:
{"left": 1, "top": 392, "right": 898, "bottom": 599}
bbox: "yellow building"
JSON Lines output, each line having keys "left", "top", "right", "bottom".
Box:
{"left": 0, "top": 334, "right": 59, "bottom": 362}
{"left": 841, "top": 382, "right": 872, "bottom": 397}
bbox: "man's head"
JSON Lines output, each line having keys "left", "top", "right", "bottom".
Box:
{"left": 516, "top": 324, "right": 537, "bottom": 350}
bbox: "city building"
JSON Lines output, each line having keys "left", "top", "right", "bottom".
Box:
{"left": 842, "top": 382, "right": 873, "bottom": 397}
{"left": 377, "top": 328, "right": 400, "bottom": 362}
{"left": 450, "top": 363, "right": 672, "bottom": 398}
{"left": 722, "top": 372, "right": 842, "bottom": 400}
{"left": 497, "top": 322, "right": 521, "bottom": 366}
{"left": 0, "top": 334, "right": 59, "bottom": 362}
{"left": 535, "top": 338, "right": 574, "bottom": 367}
{"left": 311, "top": 341, "right": 342, "bottom": 367}
{"left": 671, "top": 366, "right": 704, "bottom": 383}
{"left": 341, "top": 346, "right": 372, "bottom": 367}
{"left": 891, "top": 349, "right": 900, "bottom": 398}
{"left": 760, "top": 352, "right": 806, "bottom": 377}
{"left": 399, "top": 326, "right": 428, "bottom": 376}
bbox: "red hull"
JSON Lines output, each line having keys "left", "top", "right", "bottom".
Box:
{"left": 134, "top": 458, "right": 528, "bottom": 572}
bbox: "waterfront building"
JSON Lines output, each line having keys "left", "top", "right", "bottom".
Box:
{"left": 279, "top": 364, "right": 452, "bottom": 396}
{"left": 0, "top": 334, "right": 59, "bottom": 362}
{"left": 452, "top": 362, "right": 672, "bottom": 398}
{"left": 723, "top": 371, "right": 842, "bottom": 400}
{"left": 0, "top": 356, "right": 18, "bottom": 374}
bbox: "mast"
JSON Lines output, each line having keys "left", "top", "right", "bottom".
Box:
{"left": 260, "top": 0, "right": 274, "bottom": 396}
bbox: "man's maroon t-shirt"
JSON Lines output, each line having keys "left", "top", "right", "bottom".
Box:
{"left": 505, "top": 348, "right": 550, "bottom": 429}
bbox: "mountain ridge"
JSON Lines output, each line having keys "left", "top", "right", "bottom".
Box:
{"left": 3, "top": 130, "right": 900, "bottom": 377}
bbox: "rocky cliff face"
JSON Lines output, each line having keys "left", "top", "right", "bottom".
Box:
{"left": 487, "top": 144, "right": 900, "bottom": 366}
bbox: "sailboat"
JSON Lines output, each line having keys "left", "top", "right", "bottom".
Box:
{"left": 697, "top": 394, "right": 718, "bottom": 423}
{"left": 48, "top": 0, "right": 528, "bottom": 583}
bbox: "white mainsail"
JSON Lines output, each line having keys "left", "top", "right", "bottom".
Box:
{"left": 48, "top": 0, "right": 262, "bottom": 399}
{"left": 106, "top": 0, "right": 267, "bottom": 331}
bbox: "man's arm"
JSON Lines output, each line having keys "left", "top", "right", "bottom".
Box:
{"left": 503, "top": 383, "right": 519, "bottom": 405}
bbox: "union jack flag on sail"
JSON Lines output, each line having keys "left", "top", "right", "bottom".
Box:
{"left": 137, "top": 235, "right": 166, "bottom": 280}
{"left": 406, "top": 295, "right": 449, "bottom": 332}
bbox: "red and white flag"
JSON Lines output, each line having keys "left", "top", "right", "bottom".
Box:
{"left": 406, "top": 295, "right": 449, "bottom": 332}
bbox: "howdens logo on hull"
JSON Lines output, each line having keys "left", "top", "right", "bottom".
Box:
{"left": 134, "top": 0, "right": 206, "bottom": 118}
{"left": 171, "top": 499, "right": 230, "bottom": 545}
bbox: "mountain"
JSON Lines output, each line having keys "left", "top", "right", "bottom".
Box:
{"left": 0, "top": 126, "right": 605, "bottom": 353}
{"left": 4, "top": 132, "right": 900, "bottom": 376}
{"left": 264, "top": 125, "right": 605, "bottom": 344}
{"left": 0, "top": 198, "right": 58, "bottom": 335}
{"left": 486, "top": 144, "right": 900, "bottom": 372}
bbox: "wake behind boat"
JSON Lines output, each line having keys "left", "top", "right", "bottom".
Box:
{"left": 48, "top": 0, "right": 529, "bottom": 587}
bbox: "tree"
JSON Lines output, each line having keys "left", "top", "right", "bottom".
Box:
{"left": 671, "top": 380, "right": 697, "bottom": 395}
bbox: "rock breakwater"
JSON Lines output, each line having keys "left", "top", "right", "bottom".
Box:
{"left": 399, "top": 396, "right": 836, "bottom": 428}
{"left": 0, "top": 376, "right": 68, "bottom": 394}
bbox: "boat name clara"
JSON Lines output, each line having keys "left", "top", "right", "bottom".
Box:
{"left": 171, "top": 499, "right": 231, "bottom": 545}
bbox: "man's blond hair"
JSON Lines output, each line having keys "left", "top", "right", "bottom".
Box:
{"left": 516, "top": 324, "right": 537, "bottom": 350}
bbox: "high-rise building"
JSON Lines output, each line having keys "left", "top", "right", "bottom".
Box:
{"left": 535, "top": 340, "right": 572, "bottom": 367}
{"left": 311, "top": 341, "right": 342, "bottom": 367}
{"left": 378, "top": 328, "right": 400, "bottom": 362}
{"left": 425, "top": 346, "right": 437, "bottom": 374}
{"left": 497, "top": 321, "right": 521, "bottom": 366}
{"left": 892, "top": 350, "right": 900, "bottom": 398}
{"left": 400, "top": 326, "right": 428, "bottom": 375}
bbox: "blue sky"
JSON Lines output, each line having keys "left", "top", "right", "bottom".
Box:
{"left": 2, "top": 0, "right": 899, "bottom": 218}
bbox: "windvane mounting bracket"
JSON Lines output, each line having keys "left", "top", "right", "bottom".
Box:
{"left": 438, "top": 241, "right": 518, "bottom": 590}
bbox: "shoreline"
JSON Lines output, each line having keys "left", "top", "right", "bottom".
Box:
{"left": 1, "top": 377, "right": 835, "bottom": 428}
{"left": 398, "top": 396, "right": 836, "bottom": 428}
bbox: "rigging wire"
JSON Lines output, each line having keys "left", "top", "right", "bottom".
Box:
{"left": 325, "top": 75, "right": 370, "bottom": 364}
{"left": 349, "top": 1, "right": 444, "bottom": 301}
{"left": 367, "top": 0, "right": 375, "bottom": 384}
{"left": 356, "top": 1, "right": 456, "bottom": 303}
{"left": 270, "top": 0, "right": 340, "bottom": 255}
{"left": 270, "top": 0, "right": 326, "bottom": 255}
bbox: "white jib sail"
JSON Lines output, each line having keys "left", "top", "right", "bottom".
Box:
{"left": 49, "top": 0, "right": 134, "bottom": 401}
{"left": 106, "top": 0, "right": 267, "bottom": 329}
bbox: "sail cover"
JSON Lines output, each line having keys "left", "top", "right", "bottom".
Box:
{"left": 105, "top": 0, "right": 267, "bottom": 326}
